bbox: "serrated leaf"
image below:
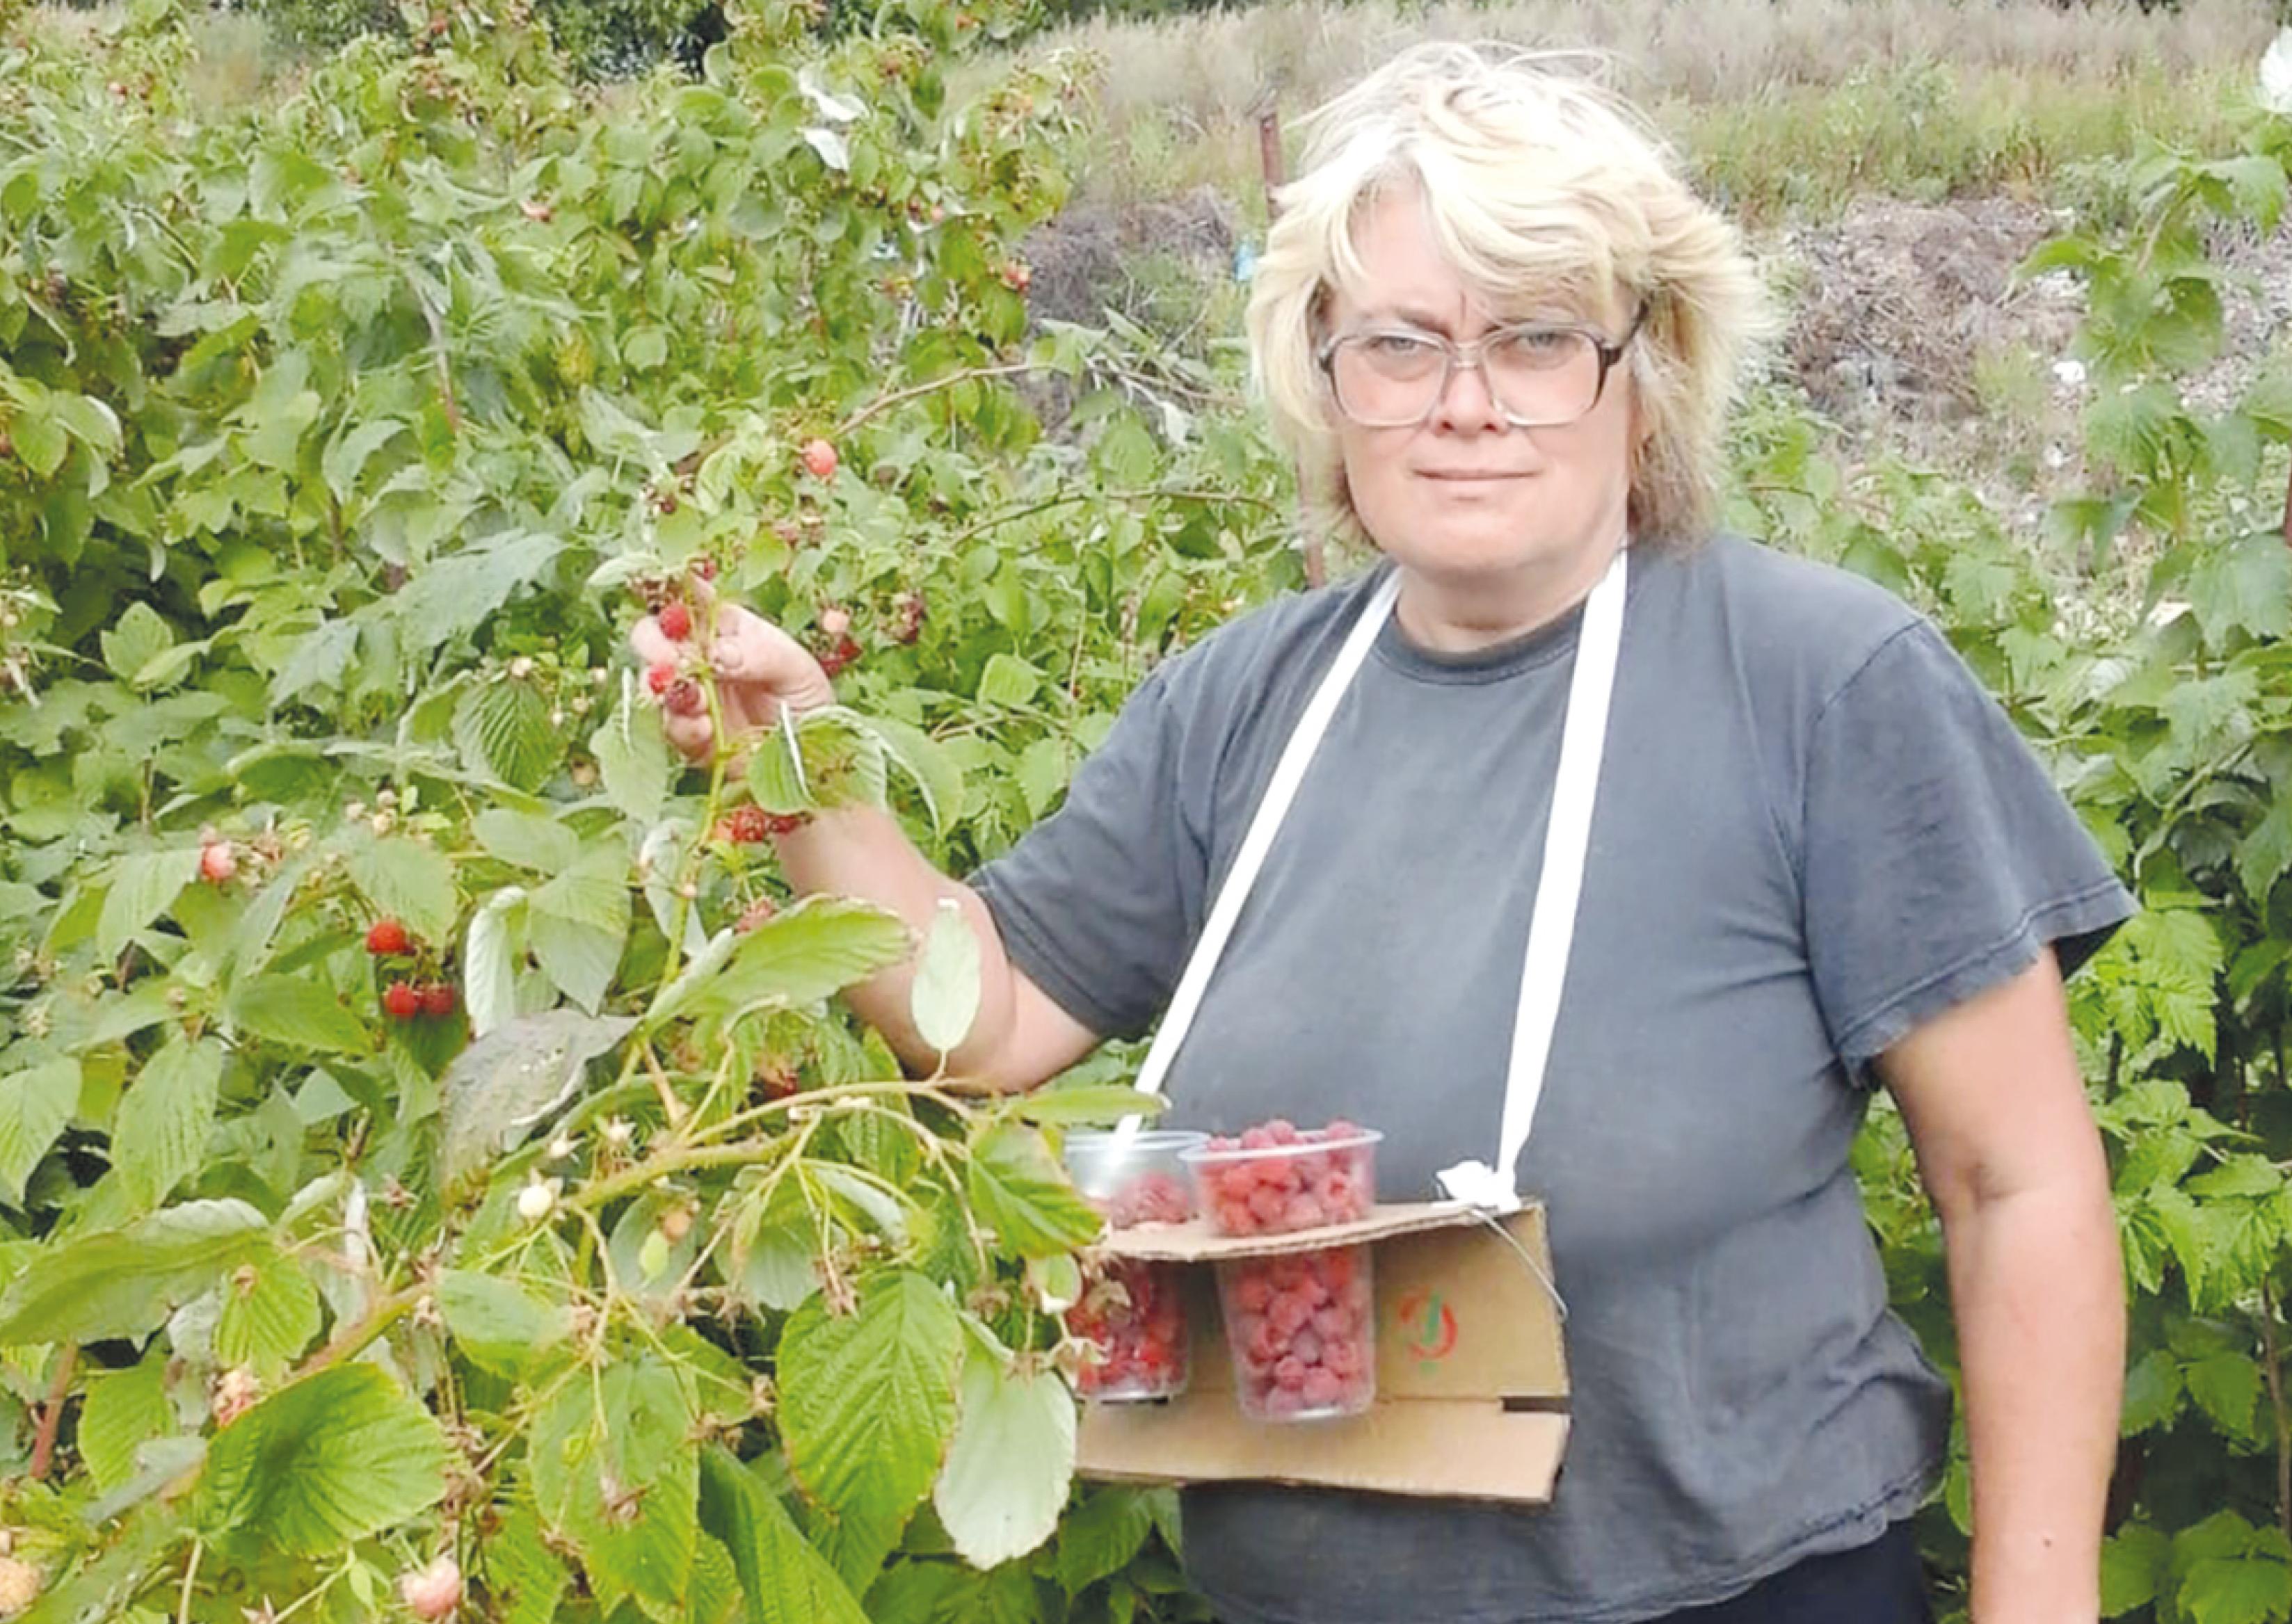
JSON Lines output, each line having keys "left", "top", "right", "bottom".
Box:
{"left": 2122, "top": 1346, "right": 2183, "bottom": 1434}
{"left": 530, "top": 1356, "right": 698, "bottom": 1618}
{"left": 2181, "top": 1554, "right": 2292, "bottom": 1624}
{"left": 910, "top": 900, "right": 981, "bottom": 1059}
{"left": 346, "top": 836, "right": 460, "bottom": 944}
{"left": 529, "top": 849, "right": 632, "bottom": 1013}
{"left": 475, "top": 809, "right": 581, "bottom": 876}
{"left": 97, "top": 848, "right": 202, "bottom": 957}
{"left": 200, "top": 1364, "right": 451, "bottom": 1555}
{"left": 856, "top": 714, "right": 963, "bottom": 834}
{"left": 933, "top": 1342, "right": 1074, "bottom": 1569}
{"left": 977, "top": 654, "right": 1042, "bottom": 708}
{"left": 436, "top": 1269, "right": 569, "bottom": 1378}
{"left": 271, "top": 619, "right": 361, "bottom": 705}
{"left": 396, "top": 532, "right": 565, "bottom": 653}
{"left": 321, "top": 417, "right": 406, "bottom": 503}
{"left": 0, "top": 1198, "right": 271, "bottom": 1345}
{"left": 2187, "top": 1350, "right": 2263, "bottom": 1439}
{"left": 1053, "top": 1487, "right": 1157, "bottom": 1598}
{"left": 214, "top": 1253, "right": 323, "bottom": 1376}
{"left": 594, "top": 685, "right": 675, "bottom": 823}
{"left": 438, "top": 1009, "right": 636, "bottom": 1186}
{"left": 227, "top": 975, "right": 372, "bottom": 1055}
{"left": 114, "top": 1037, "right": 222, "bottom": 1209}
{"left": 965, "top": 1125, "right": 1103, "bottom": 1260}
{"left": 101, "top": 603, "right": 174, "bottom": 685}
{"left": 698, "top": 1446, "right": 872, "bottom": 1624}
{"left": 779, "top": 1273, "right": 963, "bottom": 1553}
{"left": 2188, "top": 529, "right": 2292, "bottom": 643}
{"left": 682, "top": 897, "right": 909, "bottom": 1023}
{"left": 484, "top": 1497, "right": 572, "bottom": 1624}
{"left": 465, "top": 887, "right": 527, "bottom": 1039}
{"left": 79, "top": 1358, "right": 173, "bottom": 1495}
{"left": 456, "top": 677, "right": 564, "bottom": 794}
{"left": 0, "top": 1056, "right": 80, "bottom": 1206}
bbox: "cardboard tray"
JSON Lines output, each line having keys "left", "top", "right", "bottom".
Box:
{"left": 1077, "top": 1202, "right": 1569, "bottom": 1504}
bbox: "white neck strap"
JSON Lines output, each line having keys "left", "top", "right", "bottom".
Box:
{"left": 1127, "top": 547, "right": 1630, "bottom": 1212}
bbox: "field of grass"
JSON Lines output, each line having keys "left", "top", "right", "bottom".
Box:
{"left": 1005, "top": 0, "right": 2269, "bottom": 222}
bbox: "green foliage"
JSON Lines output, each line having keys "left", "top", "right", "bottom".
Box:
{"left": 0, "top": 0, "right": 1279, "bottom": 1616}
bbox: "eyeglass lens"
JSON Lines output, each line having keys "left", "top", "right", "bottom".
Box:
{"left": 1331, "top": 328, "right": 1605, "bottom": 427}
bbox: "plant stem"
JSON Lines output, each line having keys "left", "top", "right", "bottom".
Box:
{"left": 2263, "top": 1278, "right": 2292, "bottom": 1545}
{"left": 835, "top": 361, "right": 1047, "bottom": 437}
{"left": 28, "top": 1344, "right": 75, "bottom": 1480}
{"left": 177, "top": 1540, "right": 202, "bottom": 1624}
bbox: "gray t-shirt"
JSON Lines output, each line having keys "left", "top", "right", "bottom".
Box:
{"left": 970, "top": 535, "right": 2134, "bottom": 1624}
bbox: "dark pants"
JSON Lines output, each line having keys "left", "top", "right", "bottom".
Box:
{"left": 1651, "top": 1522, "right": 1934, "bottom": 1624}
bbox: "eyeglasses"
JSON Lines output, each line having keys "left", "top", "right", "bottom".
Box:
{"left": 1317, "top": 307, "right": 1646, "bottom": 429}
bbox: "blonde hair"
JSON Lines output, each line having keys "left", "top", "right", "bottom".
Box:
{"left": 1246, "top": 42, "right": 1772, "bottom": 549}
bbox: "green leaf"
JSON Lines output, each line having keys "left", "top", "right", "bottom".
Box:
{"left": 485, "top": 1497, "right": 572, "bottom": 1624}
{"left": 594, "top": 686, "right": 674, "bottom": 824}
{"left": 346, "top": 836, "right": 461, "bottom": 945}
{"left": 456, "top": 677, "right": 564, "bottom": 794}
{"left": 856, "top": 714, "right": 963, "bottom": 834}
{"left": 529, "top": 849, "right": 632, "bottom": 1013}
{"left": 438, "top": 1009, "right": 636, "bottom": 1186}
{"left": 530, "top": 1356, "right": 698, "bottom": 1619}
{"left": 909, "top": 900, "right": 981, "bottom": 1059}
{"left": 1009, "top": 1085, "right": 1166, "bottom": 1127}
{"left": 101, "top": 603, "right": 174, "bottom": 686}
{"left": 475, "top": 809, "right": 582, "bottom": 876}
{"left": 436, "top": 1269, "right": 570, "bottom": 1378}
{"left": 1053, "top": 1487, "right": 1157, "bottom": 1598}
{"left": 97, "top": 847, "right": 202, "bottom": 957}
{"left": 2187, "top": 529, "right": 2292, "bottom": 643}
{"left": 2186, "top": 1349, "right": 2263, "bottom": 1439}
{"left": 227, "top": 975, "right": 373, "bottom": 1055}
{"left": 977, "top": 653, "right": 1042, "bottom": 708}
{"left": 682, "top": 897, "right": 910, "bottom": 1022}
{"left": 79, "top": 1358, "right": 174, "bottom": 1494}
{"left": 965, "top": 1125, "right": 1103, "bottom": 1260}
{"left": 933, "top": 1340, "right": 1075, "bottom": 1569}
{"left": 321, "top": 417, "right": 406, "bottom": 503}
{"left": 113, "top": 1038, "right": 223, "bottom": 1209}
{"left": 779, "top": 1272, "right": 964, "bottom": 1556}
{"left": 465, "top": 886, "right": 528, "bottom": 1039}
{"left": 0, "top": 1056, "right": 80, "bottom": 1206}
{"left": 0, "top": 1198, "right": 272, "bottom": 1345}
{"left": 2122, "top": 1347, "right": 2183, "bottom": 1434}
{"left": 698, "top": 1446, "right": 873, "bottom": 1624}
{"left": 214, "top": 1252, "right": 323, "bottom": 1376}
{"left": 396, "top": 532, "right": 565, "bottom": 653}
{"left": 2238, "top": 793, "right": 2292, "bottom": 905}
{"left": 2180, "top": 1554, "right": 2292, "bottom": 1624}
{"left": 199, "top": 1364, "right": 451, "bottom": 1555}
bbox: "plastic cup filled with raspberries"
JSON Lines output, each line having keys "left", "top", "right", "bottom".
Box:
{"left": 1182, "top": 1120, "right": 1384, "bottom": 1421}
{"left": 1179, "top": 1119, "right": 1381, "bottom": 1239}
{"left": 1062, "top": 1129, "right": 1206, "bottom": 1404}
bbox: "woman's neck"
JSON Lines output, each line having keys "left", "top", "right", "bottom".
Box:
{"left": 1391, "top": 533, "right": 1626, "bottom": 654}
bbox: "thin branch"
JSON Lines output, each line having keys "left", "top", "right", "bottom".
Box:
{"left": 940, "top": 485, "right": 1283, "bottom": 554}
{"left": 27, "top": 1344, "right": 75, "bottom": 1479}
{"left": 835, "top": 361, "right": 1046, "bottom": 438}
{"left": 2263, "top": 1277, "right": 2292, "bottom": 1545}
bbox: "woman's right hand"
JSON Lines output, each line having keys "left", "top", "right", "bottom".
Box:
{"left": 628, "top": 595, "right": 838, "bottom": 764}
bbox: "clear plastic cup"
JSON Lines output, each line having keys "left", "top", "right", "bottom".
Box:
{"left": 1063, "top": 1128, "right": 1206, "bottom": 1403}
{"left": 1214, "top": 1242, "right": 1377, "bottom": 1420}
{"left": 1179, "top": 1124, "right": 1382, "bottom": 1239}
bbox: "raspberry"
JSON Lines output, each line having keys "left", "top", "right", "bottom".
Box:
{"left": 817, "top": 634, "right": 862, "bottom": 680}
{"left": 663, "top": 679, "right": 705, "bottom": 718}
{"left": 420, "top": 983, "right": 457, "bottom": 1019}
{"left": 800, "top": 437, "right": 838, "bottom": 481}
{"left": 383, "top": 982, "right": 420, "bottom": 1019}
{"left": 721, "top": 805, "right": 771, "bottom": 844}
{"left": 198, "top": 842, "right": 237, "bottom": 883}
{"left": 365, "top": 919, "right": 411, "bottom": 956}
{"left": 646, "top": 662, "right": 675, "bottom": 695}
{"left": 657, "top": 600, "right": 692, "bottom": 641}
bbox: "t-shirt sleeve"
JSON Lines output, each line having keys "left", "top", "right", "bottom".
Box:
{"left": 968, "top": 662, "right": 1208, "bottom": 1041}
{"left": 1801, "top": 619, "right": 2136, "bottom": 1069}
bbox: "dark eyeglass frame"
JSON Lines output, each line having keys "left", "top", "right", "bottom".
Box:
{"left": 1315, "top": 305, "right": 1649, "bottom": 428}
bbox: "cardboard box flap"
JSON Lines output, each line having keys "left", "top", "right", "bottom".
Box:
{"left": 1097, "top": 1198, "right": 1489, "bottom": 1262}
{"left": 1078, "top": 1399, "right": 1567, "bottom": 1504}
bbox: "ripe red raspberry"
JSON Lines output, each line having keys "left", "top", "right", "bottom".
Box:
{"left": 657, "top": 600, "right": 693, "bottom": 641}
{"left": 721, "top": 805, "right": 771, "bottom": 844}
{"left": 763, "top": 812, "right": 810, "bottom": 838}
{"left": 420, "top": 983, "right": 457, "bottom": 1019}
{"left": 646, "top": 662, "right": 676, "bottom": 696}
{"left": 365, "top": 919, "right": 411, "bottom": 956}
{"left": 383, "top": 982, "right": 421, "bottom": 1019}
{"left": 817, "top": 634, "right": 862, "bottom": 680}
{"left": 663, "top": 679, "right": 705, "bottom": 717}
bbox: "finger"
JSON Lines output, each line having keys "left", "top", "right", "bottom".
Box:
{"left": 630, "top": 616, "right": 681, "bottom": 668}
{"left": 663, "top": 709, "right": 716, "bottom": 762}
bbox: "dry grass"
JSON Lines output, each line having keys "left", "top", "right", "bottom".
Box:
{"left": 1007, "top": 0, "right": 2270, "bottom": 218}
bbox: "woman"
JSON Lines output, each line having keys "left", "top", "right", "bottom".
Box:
{"left": 635, "top": 45, "right": 2131, "bottom": 1624}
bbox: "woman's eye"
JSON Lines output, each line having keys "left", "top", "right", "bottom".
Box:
{"left": 1365, "top": 333, "right": 1436, "bottom": 358}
